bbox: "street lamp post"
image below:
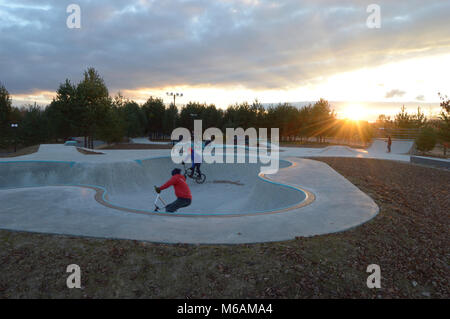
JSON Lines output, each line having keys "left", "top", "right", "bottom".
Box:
{"left": 166, "top": 92, "right": 183, "bottom": 107}
{"left": 11, "top": 123, "right": 18, "bottom": 152}
{"left": 166, "top": 92, "right": 184, "bottom": 139}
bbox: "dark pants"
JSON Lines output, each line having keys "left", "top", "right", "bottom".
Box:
{"left": 190, "top": 163, "right": 201, "bottom": 176}
{"left": 166, "top": 197, "right": 192, "bottom": 212}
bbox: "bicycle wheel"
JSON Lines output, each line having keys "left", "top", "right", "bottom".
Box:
{"left": 195, "top": 173, "right": 206, "bottom": 184}
{"left": 185, "top": 168, "right": 193, "bottom": 179}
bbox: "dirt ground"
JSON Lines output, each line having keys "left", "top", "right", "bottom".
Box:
{"left": 0, "top": 158, "right": 448, "bottom": 298}
{"left": 280, "top": 141, "right": 367, "bottom": 149}
{"left": 0, "top": 145, "right": 39, "bottom": 158}
{"left": 100, "top": 143, "right": 173, "bottom": 150}
{"left": 415, "top": 144, "right": 449, "bottom": 159}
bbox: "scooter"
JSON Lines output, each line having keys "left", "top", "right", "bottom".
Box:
{"left": 153, "top": 188, "right": 167, "bottom": 212}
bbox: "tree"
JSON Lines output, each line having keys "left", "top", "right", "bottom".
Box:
{"left": 114, "top": 93, "right": 146, "bottom": 138}
{"left": 266, "top": 104, "right": 301, "bottom": 141}
{"left": 395, "top": 105, "right": 413, "bottom": 128}
{"left": 415, "top": 127, "right": 437, "bottom": 153}
{"left": 46, "top": 79, "right": 79, "bottom": 141}
{"left": 0, "top": 83, "right": 12, "bottom": 147}
{"left": 251, "top": 99, "right": 267, "bottom": 129}
{"left": 142, "top": 97, "right": 165, "bottom": 137}
{"left": 297, "top": 105, "right": 313, "bottom": 142}
{"left": 412, "top": 107, "right": 427, "bottom": 128}
{"left": 96, "top": 106, "right": 126, "bottom": 144}
{"left": 437, "top": 93, "right": 450, "bottom": 155}
{"left": 310, "top": 99, "right": 336, "bottom": 142}
{"left": 202, "top": 104, "right": 223, "bottom": 129}
{"left": 19, "top": 104, "right": 49, "bottom": 146}
{"left": 178, "top": 102, "right": 206, "bottom": 132}
{"left": 163, "top": 103, "right": 179, "bottom": 135}
{"left": 76, "top": 67, "right": 111, "bottom": 148}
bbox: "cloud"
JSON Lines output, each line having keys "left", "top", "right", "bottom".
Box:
{"left": 416, "top": 95, "right": 425, "bottom": 101}
{"left": 385, "top": 89, "right": 406, "bottom": 98}
{"left": 1, "top": 0, "right": 450, "bottom": 95}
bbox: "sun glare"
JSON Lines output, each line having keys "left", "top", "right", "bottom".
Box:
{"left": 342, "top": 104, "right": 367, "bottom": 121}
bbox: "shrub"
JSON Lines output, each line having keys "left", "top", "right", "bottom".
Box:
{"left": 415, "top": 127, "right": 437, "bottom": 153}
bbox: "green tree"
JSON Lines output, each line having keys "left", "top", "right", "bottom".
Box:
{"left": 163, "top": 103, "right": 179, "bottom": 135}
{"left": 0, "top": 83, "right": 12, "bottom": 147}
{"left": 266, "top": 104, "right": 301, "bottom": 141}
{"left": 412, "top": 107, "right": 427, "bottom": 128}
{"left": 395, "top": 105, "right": 413, "bottom": 128}
{"left": 97, "top": 106, "right": 126, "bottom": 144}
{"left": 178, "top": 102, "right": 206, "bottom": 132}
{"left": 297, "top": 105, "right": 313, "bottom": 142}
{"left": 46, "top": 79, "right": 79, "bottom": 141}
{"left": 437, "top": 93, "right": 450, "bottom": 155}
{"left": 114, "top": 93, "right": 146, "bottom": 138}
{"left": 76, "top": 67, "right": 111, "bottom": 148}
{"left": 19, "top": 104, "right": 49, "bottom": 146}
{"left": 202, "top": 104, "right": 223, "bottom": 129}
{"left": 142, "top": 97, "right": 165, "bottom": 137}
{"left": 310, "top": 99, "right": 336, "bottom": 143}
{"left": 415, "top": 127, "right": 437, "bottom": 153}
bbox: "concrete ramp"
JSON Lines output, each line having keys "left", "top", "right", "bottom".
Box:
{"left": 368, "top": 139, "right": 414, "bottom": 154}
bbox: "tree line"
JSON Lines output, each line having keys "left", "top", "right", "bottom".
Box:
{"left": 2, "top": 67, "right": 448, "bottom": 151}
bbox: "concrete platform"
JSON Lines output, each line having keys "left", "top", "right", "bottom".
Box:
{"left": 411, "top": 155, "right": 450, "bottom": 169}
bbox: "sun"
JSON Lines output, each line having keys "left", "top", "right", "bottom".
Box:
{"left": 341, "top": 104, "right": 367, "bottom": 121}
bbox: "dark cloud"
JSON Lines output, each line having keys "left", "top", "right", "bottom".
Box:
{"left": 1, "top": 0, "right": 450, "bottom": 94}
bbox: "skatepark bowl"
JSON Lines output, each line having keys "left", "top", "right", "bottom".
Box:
{"left": 0, "top": 157, "right": 309, "bottom": 217}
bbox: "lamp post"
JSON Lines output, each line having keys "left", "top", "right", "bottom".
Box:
{"left": 166, "top": 92, "right": 183, "bottom": 127}
{"left": 11, "top": 123, "right": 18, "bottom": 152}
{"left": 167, "top": 92, "right": 184, "bottom": 139}
{"left": 166, "top": 92, "right": 183, "bottom": 107}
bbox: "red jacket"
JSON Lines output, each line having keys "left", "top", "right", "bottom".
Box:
{"left": 159, "top": 174, "right": 192, "bottom": 199}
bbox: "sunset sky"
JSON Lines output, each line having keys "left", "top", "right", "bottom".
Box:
{"left": 1, "top": 0, "right": 449, "bottom": 121}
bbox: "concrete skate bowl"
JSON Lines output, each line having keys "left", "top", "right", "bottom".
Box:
{"left": 0, "top": 158, "right": 310, "bottom": 217}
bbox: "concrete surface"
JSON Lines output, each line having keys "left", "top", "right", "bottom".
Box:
{"left": 131, "top": 137, "right": 170, "bottom": 145}
{"left": 3, "top": 138, "right": 431, "bottom": 243}
{"left": 0, "top": 141, "right": 413, "bottom": 163}
{"left": 0, "top": 158, "right": 305, "bottom": 215}
{"left": 0, "top": 156, "right": 378, "bottom": 244}
{"left": 368, "top": 138, "right": 414, "bottom": 154}
{"left": 411, "top": 155, "right": 450, "bottom": 169}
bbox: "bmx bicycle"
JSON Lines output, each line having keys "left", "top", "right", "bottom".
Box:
{"left": 182, "top": 162, "right": 206, "bottom": 184}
